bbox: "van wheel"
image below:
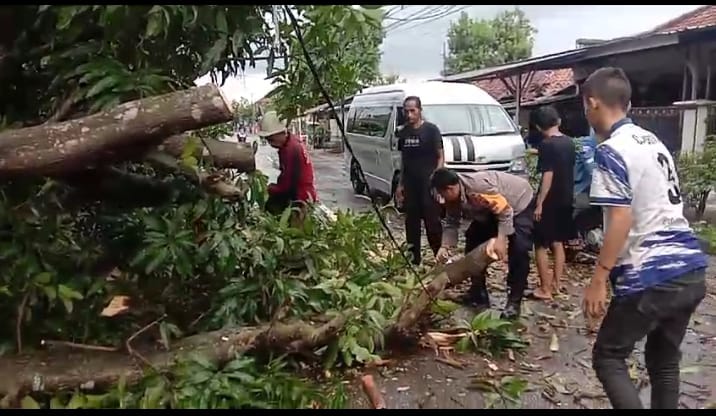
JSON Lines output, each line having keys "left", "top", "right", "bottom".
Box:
{"left": 350, "top": 159, "right": 366, "bottom": 195}
{"left": 391, "top": 173, "right": 405, "bottom": 213}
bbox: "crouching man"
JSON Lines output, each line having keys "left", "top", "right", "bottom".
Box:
{"left": 431, "top": 168, "right": 534, "bottom": 320}
{"left": 258, "top": 111, "right": 317, "bottom": 215}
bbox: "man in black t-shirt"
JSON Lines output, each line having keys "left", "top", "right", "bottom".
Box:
{"left": 395, "top": 96, "right": 444, "bottom": 265}
{"left": 531, "top": 106, "right": 576, "bottom": 301}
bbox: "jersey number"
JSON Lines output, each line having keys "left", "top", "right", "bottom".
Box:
{"left": 656, "top": 152, "right": 682, "bottom": 205}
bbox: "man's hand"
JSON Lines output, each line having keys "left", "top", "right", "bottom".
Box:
{"left": 395, "top": 184, "right": 404, "bottom": 205}
{"left": 488, "top": 236, "right": 507, "bottom": 261}
{"left": 436, "top": 247, "right": 451, "bottom": 263}
{"left": 583, "top": 275, "right": 608, "bottom": 319}
{"left": 534, "top": 203, "right": 543, "bottom": 222}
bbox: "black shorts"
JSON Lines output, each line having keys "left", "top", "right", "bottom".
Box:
{"left": 534, "top": 203, "right": 575, "bottom": 248}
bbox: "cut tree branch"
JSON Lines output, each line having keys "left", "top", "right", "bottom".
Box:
{"left": 0, "top": 84, "right": 234, "bottom": 177}
{"left": 158, "top": 134, "right": 257, "bottom": 173}
{"left": 386, "top": 240, "right": 497, "bottom": 343}
{"left": 0, "top": 311, "right": 353, "bottom": 403}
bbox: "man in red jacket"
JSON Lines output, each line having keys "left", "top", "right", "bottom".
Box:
{"left": 258, "top": 111, "right": 317, "bottom": 214}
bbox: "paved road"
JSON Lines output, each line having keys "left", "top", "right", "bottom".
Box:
{"left": 251, "top": 139, "right": 716, "bottom": 409}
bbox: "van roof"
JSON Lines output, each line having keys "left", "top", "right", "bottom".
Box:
{"left": 352, "top": 81, "right": 498, "bottom": 106}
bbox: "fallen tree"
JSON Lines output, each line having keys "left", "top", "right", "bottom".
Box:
{"left": 0, "top": 241, "right": 497, "bottom": 403}
{"left": 0, "top": 312, "right": 354, "bottom": 404}
{"left": 0, "top": 84, "right": 235, "bottom": 177}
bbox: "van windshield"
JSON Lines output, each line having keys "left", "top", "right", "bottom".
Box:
{"left": 421, "top": 104, "right": 517, "bottom": 136}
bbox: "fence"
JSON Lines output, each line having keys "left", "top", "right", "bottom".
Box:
{"left": 629, "top": 106, "right": 685, "bottom": 153}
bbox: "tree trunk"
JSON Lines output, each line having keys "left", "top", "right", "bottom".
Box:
{"left": 158, "top": 134, "right": 256, "bottom": 173}
{"left": 0, "top": 85, "right": 234, "bottom": 177}
{"left": 386, "top": 240, "right": 496, "bottom": 343}
{"left": 0, "top": 312, "right": 353, "bottom": 404}
{"left": 0, "top": 243, "right": 494, "bottom": 403}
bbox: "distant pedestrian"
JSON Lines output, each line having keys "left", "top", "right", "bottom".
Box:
{"left": 582, "top": 67, "right": 706, "bottom": 409}
{"left": 258, "top": 111, "right": 317, "bottom": 215}
{"left": 395, "top": 96, "right": 444, "bottom": 265}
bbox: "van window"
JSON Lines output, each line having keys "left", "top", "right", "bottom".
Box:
{"left": 421, "top": 104, "right": 517, "bottom": 136}
{"left": 349, "top": 106, "right": 392, "bottom": 138}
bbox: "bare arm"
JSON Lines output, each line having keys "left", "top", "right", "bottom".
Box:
{"left": 441, "top": 204, "right": 461, "bottom": 248}
{"left": 592, "top": 206, "right": 632, "bottom": 282}
{"left": 536, "top": 142, "right": 553, "bottom": 207}
{"left": 536, "top": 171, "right": 553, "bottom": 207}
{"left": 433, "top": 124, "right": 444, "bottom": 169}
{"left": 436, "top": 148, "right": 444, "bottom": 169}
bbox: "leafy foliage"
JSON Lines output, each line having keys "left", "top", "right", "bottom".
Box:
{"left": 443, "top": 9, "right": 536, "bottom": 76}
{"left": 676, "top": 136, "right": 716, "bottom": 220}
{"left": 470, "top": 375, "right": 528, "bottom": 409}
{"left": 0, "top": 5, "right": 276, "bottom": 125}
{"left": 268, "top": 6, "right": 385, "bottom": 120}
{"left": 455, "top": 311, "right": 527, "bottom": 357}
{"left": 0, "top": 4, "right": 435, "bottom": 409}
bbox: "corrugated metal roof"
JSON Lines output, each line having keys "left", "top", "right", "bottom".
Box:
{"left": 441, "top": 49, "right": 585, "bottom": 82}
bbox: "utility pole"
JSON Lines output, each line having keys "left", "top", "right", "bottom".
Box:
{"left": 441, "top": 41, "right": 447, "bottom": 76}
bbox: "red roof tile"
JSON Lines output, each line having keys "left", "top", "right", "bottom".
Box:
{"left": 474, "top": 68, "right": 575, "bottom": 104}
{"left": 651, "top": 5, "right": 716, "bottom": 34}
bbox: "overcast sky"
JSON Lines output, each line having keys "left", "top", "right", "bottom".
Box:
{"left": 197, "top": 5, "right": 703, "bottom": 103}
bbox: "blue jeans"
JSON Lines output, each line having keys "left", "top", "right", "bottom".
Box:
{"left": 592, "top": 269, "right": 706, "bottom": 409}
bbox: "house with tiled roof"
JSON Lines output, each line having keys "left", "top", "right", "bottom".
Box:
{"left": 444, "top": 5, "right": 716, "bottom": 151}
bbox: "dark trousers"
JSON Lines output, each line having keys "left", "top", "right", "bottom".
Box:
{"left": 464, "top": 204, "right": 534, "bottom": 302}
{"left": 404, "top": 183, "right": 442, "bottom": 265}
{"left": 592, "top": 269, "right": 706, "bottom": 409}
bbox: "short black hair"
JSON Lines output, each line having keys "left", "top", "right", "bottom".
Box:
{"left": 404, "top": 96, "right": 422, "bottom": 109}
{"left": 582, "top": 67, "right": 632, "bottom": 111}
{"left": 530, "top": 105, "right": 561, "bottom": 130}
{"left": 430, "top": 168, "right": 459, "bottom": 190}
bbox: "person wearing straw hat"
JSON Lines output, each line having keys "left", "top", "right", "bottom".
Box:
{"left": 258, "top": 111, "right": 317, "bottom": 214}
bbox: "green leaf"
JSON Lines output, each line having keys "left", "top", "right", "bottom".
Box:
{"left": 145, "top": 6, "right": 164, "bottom": 38}
{"left": 145, "top": 248, "right": 169, "bottom": 274}
{"left": 58, "top": 284, "right": 84, "bottom": 300}
{"left": 66, "top": 392, "right": 86, "bottom": 409}
{"left": 201, "top": 38, "right": 228, "bottom": 74}
{"left": 33, "top": 272, "right": 52, "bottom": 285}
{"left": 188, "top": 352, "right": 217, "bottom": 371}
{"left": 85, "top": 76, "right": 120, "bottom": 99}
{"left": 215, "top": 9, "right": 228, "bottom": 34}
{"left": 21, "top": 396, "right": 41, "bottom": 409}
{"left": 431, "top": 299, "right": 460, "bottom": 316}
{"left": 56, "top": 7, "right": 78, "bottom": 30}
{"left": 42, "top": 285, "right": 57, "bottom": 301}
{"left": 49, "top": 396, "right": 65, "bottom": 409}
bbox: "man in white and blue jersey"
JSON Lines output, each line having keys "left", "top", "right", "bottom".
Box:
{"left": 581, "top": 67, "right": 707, "bottom": 409}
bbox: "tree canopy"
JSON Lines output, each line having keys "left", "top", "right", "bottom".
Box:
{"left": 443, "top": 8, "right": 536, "bottom": 76}
{"left": 268, "top": 6, "right": 385, "bottom": 120}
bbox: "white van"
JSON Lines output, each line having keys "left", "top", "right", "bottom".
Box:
{"left": 343, "top": 81, "right": 527, "bottom": 201}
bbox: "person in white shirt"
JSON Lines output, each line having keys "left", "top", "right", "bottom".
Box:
{"left": 582, "top": 67, "right": 707, "bottom": 409}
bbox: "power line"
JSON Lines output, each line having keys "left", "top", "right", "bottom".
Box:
{"left": 388, "top": 5, "right": 470, "bottom": 36}
{"left": 384, "top": 6, "right": 446, "bottom": 32}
